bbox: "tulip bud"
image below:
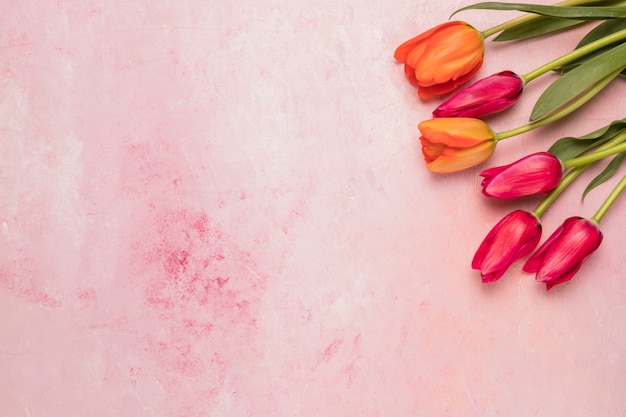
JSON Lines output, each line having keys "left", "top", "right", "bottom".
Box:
{"left": 433, "top": 71, "right": 524, "bottom": 118}
{"left": 480, "top": 152, "right": 563, "bottom": 198}
{"left": 523, "top": 217, "right": 602, "bottom": 290}
{"left": 418, "top": 118, "right": 496, "bottom": 173}
{"left": 394, "top": 21, "right": 484, "bottom": 99}
{"left": 472, "top": 210, "right": 542, "bottom": 283}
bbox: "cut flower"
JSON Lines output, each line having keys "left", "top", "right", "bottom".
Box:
{"left": 480, "top": 152, "right": 563, "bottom": 198}
{"left": 433, "top": 70, "right": 524, "bottom": 118}
{"left": 394, "top": 21, "right": 484, "bottom": 99}
{"left": 523, "top": 216, "right": 603, "bottom": 290}
{"left": 418, "top": 117, "right": 496, "bottom": 173}
{"left": 472, "top": 210, "right": 542, "bottom": 283}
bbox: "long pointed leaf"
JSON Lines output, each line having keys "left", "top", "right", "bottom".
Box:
{"left": 494, "top": 18, "right": 586, "bottom": 41}
{"left": 548, "top": 119, "right": 626, "bottom": 160}
{"left": 530, "top": 43, "right": 626, "bottom": 121}
{"left": 557, "top": 19, "right": 626, "bottom": 71}
{"left": 453, "top": 2, "right": 626, "bottom": 19}
{"left": 582, "top": 152, "right": 626, "bottom": 200}
{"left": 493, "top": 0, "right": 626, "bottom": 41}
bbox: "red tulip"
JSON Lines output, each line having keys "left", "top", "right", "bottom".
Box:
{"left": 418, "top": 117, "right": 496, "bottom": 173}
{"left": 480, "top": 152, "right": 563, "bottom": 198}
{"left": 472, "top": 210, "right": 542, "bottom": 283}
{"left": 394, "top": 21, "right": 484, "bottom": 99}
{"left": 433, "top": 71, "right": 524, "bottom": 118}
{"left": 523, "top": 217, "right": 602, "bottom": 290}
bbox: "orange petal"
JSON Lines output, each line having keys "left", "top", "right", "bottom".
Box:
{"left": 393, "top": 21, "right": 468, "bottom": 62}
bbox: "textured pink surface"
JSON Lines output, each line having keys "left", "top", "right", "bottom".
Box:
{"left": 2, "top": 1, "right": 626, "bottom": 416}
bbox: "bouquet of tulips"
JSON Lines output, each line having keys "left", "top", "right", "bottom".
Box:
{"left": 394, "top": 0, "right": 626, "bottom": 290}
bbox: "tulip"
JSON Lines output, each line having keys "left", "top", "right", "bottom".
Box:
{"left": 472, "top": 210, "right": 542, "bottom": 283}
{"left": 480, "top": 152, "right": 563, "bottom": 199}
{"left": 433, "top": 71, "right": 524, "bottom": 118}
{"left": 394, "top": 21, "right": 484, "bottom": 99}
{"left": 418, "top": 117, "right": 496, "bottom": 173}
{"left": 523, "top": 217, "right": 603, "bottom": 290}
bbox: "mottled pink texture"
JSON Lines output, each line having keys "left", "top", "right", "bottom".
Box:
{"left": 2, "top": 1, "right": 626, "bottom": 417}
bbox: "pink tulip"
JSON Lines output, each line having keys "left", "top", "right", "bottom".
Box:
{"left": 433, "top": 71, "right": 524, "bottom": 118}
{"left": 480, "top": 152, "right": 563, "bottom": 198}
{"left": 523, "top": 217, "right": 602, "bottom": 290}
{"left": 472, "top": 210, "right": 542, "bottom": 283}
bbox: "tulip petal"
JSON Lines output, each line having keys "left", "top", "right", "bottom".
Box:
{"left": 472, "top": 210, "right": 541, "bottom": 283}
{"left": 480, "top": 153, "right": 563, "bottom": 198}
{"left": 393, "top": 22, "right": 461, "bottom": 61}
{"left": 425, "top": 141, "right": 495, "bottom": 173}
{"left": 522, "top": 221, "right": 566, "bottom": 273}
{"left": 524, "top": 217, "right": 602, "bottom": 289}
{"left": 395, "top": 21, "right": 484, "bottom": 97}
{"left": 418, "top": 118, "right": 494, "bottom": 147}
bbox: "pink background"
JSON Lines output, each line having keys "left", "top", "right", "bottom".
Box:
{"left": 2, "top": 1, "right": 626, "bottom": 416}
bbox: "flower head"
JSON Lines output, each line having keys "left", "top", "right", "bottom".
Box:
{"left": 480, "top": 152, "right": 563, "bottom": 198}
{"left": 472, "top": 210, "right": 542, "bottom": 283}
{"left": 523, "top": 217, "right": 602, "bottom": 290}
{"left": 418, "top": 117, "right": 496, "bottom": 173}
{"left": 394, "top": 21, "right": 484, "bottom": 99}
{"left": 433, "top": 71, "right": 524, "bottom": 118}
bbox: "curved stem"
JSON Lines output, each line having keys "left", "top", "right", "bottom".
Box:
{"left": 521, "top": 28, "right": 626, "bottom": 83}
{"left": 563, "top": 140, "right": 626, "bottom": 168}
{"left": 592, "top": 174, "right": 626, "bottom": 222}
{"left": 533, "top": 165, "right": 587, "bottom": 217}
{"left": 481, "top": 0, "right": 596, "bottom": 39}
{"left": 495, "top": 69, "right": 623, "bottom": 141}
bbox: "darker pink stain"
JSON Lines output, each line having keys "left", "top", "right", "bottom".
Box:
{"left": 322, "top": 338, "right": 343, "bottom": 362}
{"left": 126, "top": 205, "right": 268, "bottom": 406}
{"left": 311, "top": 338, "right": 344, "bottom": 371}
{"left": 116, "top": 136, "right": 307, "bottom": 414}
{"left": 0, "top": 264, "right": 60, "bottom": 308}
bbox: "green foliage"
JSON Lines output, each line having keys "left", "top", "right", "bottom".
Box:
{"left": 548, "top": 119, "right": 626, "bottom": 160}
{"left": 582, "top": 152, "right": 626, "bottom": 200}
{"left": 556, "top": 19, "right": 626, "bottom": 75}
{"left": 493, "top": 18, "right": 586, "bottom": 41}
{"left": 453, "top": 2, "right": 626, "bottom": 20}
{"left": 530, "top": 43, "right": 626, "bottom": 121}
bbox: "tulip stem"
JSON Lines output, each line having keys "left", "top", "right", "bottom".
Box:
{"left": 533, "top": 165, "right": 588, "bottom": 217}
{"left": 592, "top": 173, "right": 626, "bottom": 222}
{"left": 481, "top": 0, "right": 598, "bottom": 39}
{"left": 495, "top": 69, "right": 622, "bottom": 141}
{"left": 563, "top": 140, "right": 626, "bottom": 168}
{"left": 521, "top": 28, "right": 626, "bottom": 84}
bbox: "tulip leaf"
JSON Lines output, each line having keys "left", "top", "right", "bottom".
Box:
{"left": 557, "top": 19, "right": 626, "bottom": 74}
{"left": 582, "top": 152, "right": 626, "bottom": 200}
{"left": 452, "top": 2, "right": 626, "bottom": 20}
{"left": 493, "top": 18, "right": 586, "bottom": 42}
{"left": 530, "top": 43, "right": 626, "bottom": 121}
{"left": 547, "top": 119, "right": 626, "bottom": 160}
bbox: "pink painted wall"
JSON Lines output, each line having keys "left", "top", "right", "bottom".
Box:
{"left": 2, "top": 1, "right": 626, "bottom": 416}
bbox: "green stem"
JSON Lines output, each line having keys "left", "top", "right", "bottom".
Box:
{"left": 563, "top": 140, "right": 626, "bottom": 168}
{"left": 481, "top": 0, "right": 597, "bottom": 38}
{"left": 521, "top": 28, "right": 626, "bottom": 83}
{"left": 592, "top": 173, "right": 626, "bottom": 222}
{"left": 533, "top": 165, "right": 588, "bottom": 217}
{"left": 495, "top": 68, "right": 623, "bottom": 141}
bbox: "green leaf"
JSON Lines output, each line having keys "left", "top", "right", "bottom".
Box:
{"left": 530, "top": 43, "right": 626, "bottom": 121}
{"left": 494, "top": 18, "right": 586, "bottom": 42}
{"left": 582, "top": 152, "right": 626, "bottom": 200}
{"left": 452, "top": 2, "right": 626, "bottom": 19}
{"left": 548, "top": 119, "right": 626, "bottom": 160}
{"left": 557, "top": 19, "right": 626, "bottom": 72}
{"left": 578, "top": 18, "right": 626, "bottom": 45}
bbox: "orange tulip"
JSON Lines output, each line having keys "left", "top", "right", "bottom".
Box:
{"left": 418, "top": 118, "right": 496, "bottom": 173}
{"left": 395, "top": 21, "right": 484, "bottom": 99}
